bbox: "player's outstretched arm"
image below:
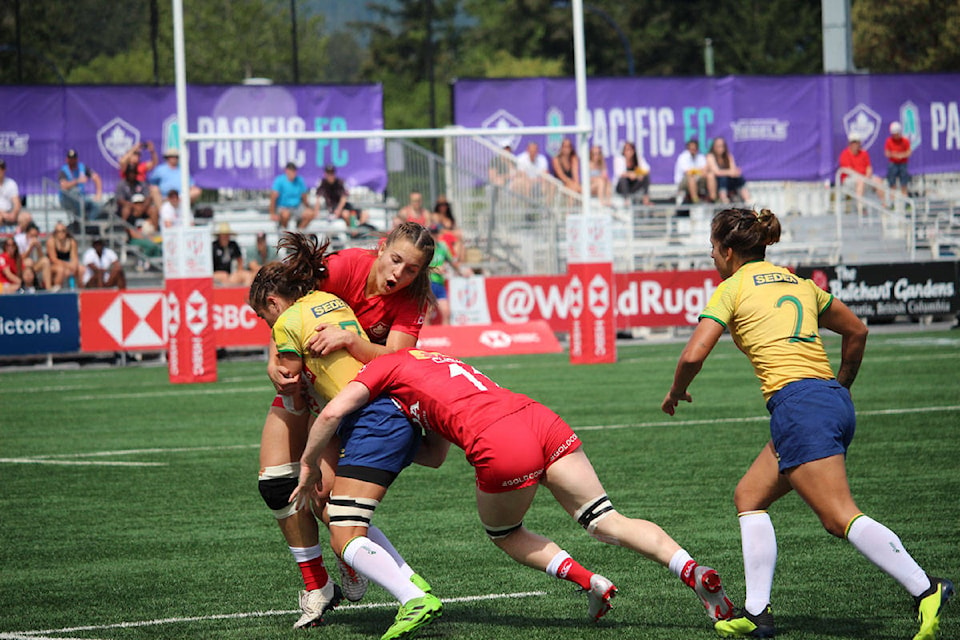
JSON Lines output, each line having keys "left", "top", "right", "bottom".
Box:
{"left": 662, "top": 318, "right": 724, "bottom": 415}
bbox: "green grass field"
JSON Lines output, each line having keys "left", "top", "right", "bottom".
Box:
{"left": 1, "top": 329, "right": 958, "bottom": 640}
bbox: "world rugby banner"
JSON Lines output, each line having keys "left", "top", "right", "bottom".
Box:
{"left": 453, "top": 74, "right": 960, "bottom": 184}
{"left": 1, "top": 84, "right": 384, "bottom": 196}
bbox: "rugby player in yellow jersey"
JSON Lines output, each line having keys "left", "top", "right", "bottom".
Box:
{"left": 249, "top": 234, "right": 443, "bottom": 637}
{"left": 661, "top": 208, "right": 952, "bottom": 640}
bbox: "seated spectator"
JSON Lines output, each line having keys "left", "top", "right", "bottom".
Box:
{"left": 118, "top": 141, "right": 158, "bottom": 183}
{"left": 393, "top": 191, "right": 431, "bottom": 228}
{"left": 116, "top": 164, "right": 159, "bottom": 231}
{"left": 315, "top": 164, "right": 367, "bottom": 229}
{"left": 270, "top": 161, "right": 315, "bottom": 229}
{"left": 46, "top": 222, "right": 80, "bottom": 290}
{"left": 82, "top": 236, "right": 125, "bottom": 289}
{"left": 15, "top": 221, "right": 51, "bottom": 291}
{"left": 148, "top": 148, "right": 201, "bottom": 213}
{"left": 614, "top": 141, "right": 652, "bottom": 206}
{"left": 588, "top": 145, "right": 613, "bottom": 207}
{"left": 514, "top": 141, "right": 551, "bottom": 198}
{"left": 431, "top": 195, "right": 463, "bottom": 258}
{"left": 551, "top": 138, "right": 582, "bottom": 194}
{"left": 488, "top": 144, "right": 514, "bottom": 187}
{"left": 884, "top": 122, "right": 912, "bottom": 204}
{"left": 245, "top": 231, "right": 277, "bottom": 273}
{"left": 212, "top": 222, "right": 253, "bottom": 287}
{"left": 0, "top": 159, "right": 28, "bottom": 233}
{"left": 0, "top": 236, "right": 23, "bottom": 293}
{"left": 59, "top": 149, "right": 103, "bottom": 220}
{"left": 706, "top": 137, "right": 751, "bottom": 203}
{"left": 159, "top": 189, "right": 183, "bottom": 228}
{"left": 674, "top": 138, "right": 713, "bottom": 204}
{"left": 838, "top": 133, "right": 885, "bottom": 212}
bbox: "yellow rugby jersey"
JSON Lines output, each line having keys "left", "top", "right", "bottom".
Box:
{"left": 272, "top": 291, "right": 368, "bottom": 403}
{"left": 699, "top": 261, "right": 836, "bottom": 400}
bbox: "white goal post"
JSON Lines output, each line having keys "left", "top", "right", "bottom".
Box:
{"left": 170, "top": 0, "right": 595, "bottom": 226}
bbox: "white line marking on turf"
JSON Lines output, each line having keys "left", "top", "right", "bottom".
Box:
{"left": 0, "top": 458, "right": 165, "bottom": 467}
{"left": 6, "top": 591, "right": 547, "bottom": 638}
{"left": 32, "top": 444, "right": 258, "bottom": 459}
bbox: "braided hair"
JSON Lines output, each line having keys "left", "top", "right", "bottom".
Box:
{"left": 710, "top": 208, "right": 781, "bottom": 261}
{"left": 248, "top": 232, "right": 329, "bottom": 312}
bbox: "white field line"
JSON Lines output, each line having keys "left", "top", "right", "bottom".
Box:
{"left": 4, "top": 405, "right": 956, "bottom": 468}
{"left": 2, "top": 591, "right": 547, "bottom": 639}
{"left": 0, "top": 458, "right": 166, "bottom": 467}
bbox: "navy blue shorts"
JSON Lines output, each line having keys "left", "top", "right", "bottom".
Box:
{"left": 887, "top": 163, "right": 910, "bottom": 187}
{"left": 766, "top": 378, "right": 855, "bottom": 472}
{"left": 430, "top": 280, "right": 448, "bottom": 300}
{"left": 337, "top": 395, "right": 420, "bottom": 485}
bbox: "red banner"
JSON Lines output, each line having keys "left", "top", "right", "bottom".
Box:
{"left": 79, "top": 290, "right": 167, "bottom": 352}
{"left": 568, "top": 263, "right": 616, "bottom": 364}
{"left": 459, "top": 271, "right": 719, "bottom": 332}
{"left": 416, "top": 321, "right": 562, "bottom": 358}
{"left": 212, "top": 287, "right": 270, "bottom": 346}
{"left": 166, "top": 278, "right": 217, "bottom": 384}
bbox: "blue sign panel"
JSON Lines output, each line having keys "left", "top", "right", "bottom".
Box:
{"left": 0, "top": 292, "right": 80, "bottom": 356}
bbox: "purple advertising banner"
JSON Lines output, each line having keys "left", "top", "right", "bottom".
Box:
{"left": 453, "top": 74, "right": 960, "bottom": 184}
{"left": 1, "top": 84, "right": 384, "bottom": 196}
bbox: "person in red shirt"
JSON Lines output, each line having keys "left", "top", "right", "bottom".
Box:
{"left": 0, "top": 236, "right": 23, "bottom": 292}
{"left": 255, "top": 222, "right": 435, "bottom": 625}
{"left": 884, "top": 121, "right": 912, "bottom": 203}
{"left": 292, "top": 349, "right": 737, "bottom": 632}
{"left": 838, "top": 134, "right": 884, "bottom": 213}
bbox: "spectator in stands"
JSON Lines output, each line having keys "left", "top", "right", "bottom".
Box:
{"left": 0, "top": 159, "right": 27, "bottom": 233}
{"left": 46, "top": 222, "right": 80, "bottom": 290}
{"left": 149, "top": 148, "right": 201, "bottom": 214}
{"left": 116, "top": 164, "right": 159, "bottom": 232}
{"left": 270, "top": 162, "right": 314, "bottom": 229}
{"left": 514, "top": 141, "right": 551, "bottom": 198}
{"left": 588, "top": 145, "right": 612, "bottom": 207}
{"left": 431, "top": 195, "right": 463, "bottom": 259}
{"left": 884, "top": 122, "right": 912, "bottom": 204}
{"left": 0, "top": 236, "right": 23, "bottom": 293}
{"left": 488, "top": 144, "right": 514, "bottom": 187}
{"left": 15, "top": 221, "right": 51, "bottom": 291}
{"left": 245, "top": 231, "right": 276, "bottom": 273}
{"left": 159, "top": 188, "right": 183, "bottom": 229}
{"left": 394, "top": 191, "right": 431, "bottom": 228}
{"left": 614, "top": 141, "right": 652, "bottom": 206}
{"left": 551, "top": 138, "right": 582, "bottom": 194}
{"left": 674, "top": 138, "right": 713, "bottom": 204}
{"left": 706, "top": 137, "right": 751, "bottom": 203}
{"left": 82, "top": 236, "right": 126, "bottom": 289}
{"left": 316, "top": 164, "right": 367, "bottom": 229}
{"left": 59, "top": 149, "right": 103, "bottom": 220}
{"left": 838, "top": 133, "right": 884, "bottom": 213}
{"left": 212, "top": 222, "right": 253, "bottom": 286}
{"left": 118, "top": 141, "right": 158, "bottom": 183}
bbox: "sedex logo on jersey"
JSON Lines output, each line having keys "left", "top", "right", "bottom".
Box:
{"left": 754, "top": 273, "right": 798, "bottom": 285}
{"left": 309, "top": 298, "right": 346, "bottom": 318}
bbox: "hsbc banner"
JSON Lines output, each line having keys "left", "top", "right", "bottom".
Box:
{"left": 450, "top": 270, "right": 720, "bottom": 333}
{"left": 213, "top": 287, "right": 269, "bottom": 346}
{"left": 166, "top": 278, "right": 217, "bottom": 383}
{"left": 567, "top": 214, "right": 616, "bottom": 364}
{"left": 417, "top": 321, "right": 561, "bottom": 358}
{"left": 80, "top": 290, "right": 167, "bottom": 352}
{"left": 164, "top": 226, "right": 216, "bottom": 384}
{"left": 0, "top": 292, "right": 80, "bottom": 356}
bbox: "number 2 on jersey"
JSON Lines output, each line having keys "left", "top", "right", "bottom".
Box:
{"left": 776, "top": 295, "right": 817, "bottom": 343}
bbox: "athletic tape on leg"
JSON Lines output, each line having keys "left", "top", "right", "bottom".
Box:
{"left": 327, "top": 495, "right": 380, "bottom": 528}
{"left": 258, "top": 463, "right": 301, "bottom": 519}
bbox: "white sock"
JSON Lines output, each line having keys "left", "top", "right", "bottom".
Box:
{"left": 368, "top": 525, "right": 414, "bottom": 579}
{"left": 846, "top": 515, "right": 931, "bottom": 597}
{"left": 740, "top": 511, "right": 776, "bottom": 615}
{"left": 342, "top": 536, "right": 423, "bottom": 604}
{"left": 667, "top": 549, "right": 694, "bottom": 581}
{"left": 289, "top": 544, "right": 322, "bottom": 563}
{"left": 546, "top": 550, "right": 572, "bottom": 578}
